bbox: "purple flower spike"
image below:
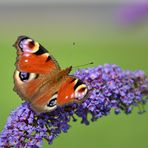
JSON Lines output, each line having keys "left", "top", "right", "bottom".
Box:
{"left": 0, "top": 64, "right": 148, "bottom": 147}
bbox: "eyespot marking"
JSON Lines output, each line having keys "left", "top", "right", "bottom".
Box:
{"left": 28, "top": 40, "right": 35, "bottom": 49}
{"left": 47, "top": 98, "right": 57, "bottom": 107}
{"left": 14, "top": 70, "right": 38, "bottom": 84}
{"left": 78, "top": 87, "right": 86, "bottom": 93}
{"left": 74, "top": 79, "right": 83, "bottom": 90}
{"left": 34, "top": 45, "right": 48, "bottom": 55}
{"left": 18, "top": 38, "right": 39, "bottom": 53}
{"left": 44, "top": 93, "right": 58, "bottom": 111}
{"left": 19, "top": 72, "right": 30, "bottom": 81}
{"left": 74, "top": 84, "right": 88, "bottom": 101}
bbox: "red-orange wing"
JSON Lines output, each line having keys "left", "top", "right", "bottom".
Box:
{"left": 57, "top": 76, "right": 88, "bottom": 106}
{"left": 13, "top": 36, "right": 60, "bottom": 74}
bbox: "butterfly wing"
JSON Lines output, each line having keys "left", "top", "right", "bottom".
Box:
{"left": 57, "top": 77, "right": 88, "bottom": 106}
{"left": 13, "top": 36, "right": 60, "bottom": 74}
{"left": 29, "top": 75, "right": 88, "bottom": 113}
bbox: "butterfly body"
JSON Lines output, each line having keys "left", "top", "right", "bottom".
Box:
{"left": 13, "top": 36, "right": 87, "bottom": 113}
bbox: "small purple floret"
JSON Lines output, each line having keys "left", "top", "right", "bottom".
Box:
{"left": 0, "top": 64, "right": 148, "bottom": 147}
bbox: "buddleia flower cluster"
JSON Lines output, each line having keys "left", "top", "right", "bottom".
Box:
{"left": 0, "top": 64, "right": 148, "bottom": 147}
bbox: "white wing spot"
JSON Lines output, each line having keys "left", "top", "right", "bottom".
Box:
{"left": 70, "top": 94, "right": 74, "bottom": 98}
{"left": 24, "top": 53, "right": 30, "bottom": 57}
{"left": 24, "top": 59, "right": 28, "bottom": 63}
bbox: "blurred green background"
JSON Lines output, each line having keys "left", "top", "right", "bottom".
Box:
{"left": 0, "top": 1, "right": 148, "bottom": 148}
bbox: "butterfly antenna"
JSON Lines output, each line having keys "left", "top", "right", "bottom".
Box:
{"left": 72, "top": 62, "right": 94, "bottom": 69}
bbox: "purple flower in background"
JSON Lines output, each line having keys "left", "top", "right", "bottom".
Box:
{"left": 118, "top": 3, "right": 148, "bottom": 25}
{"left": 0, "top": 64, "right": 148, "bottom": 147}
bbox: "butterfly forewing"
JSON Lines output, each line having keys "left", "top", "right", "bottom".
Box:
{"left": 14, "top": 36, "right": 60, "bottom": 74}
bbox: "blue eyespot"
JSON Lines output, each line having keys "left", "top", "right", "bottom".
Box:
{"left": 19, "top": 72, "right": 30, "bottom": 81}
{"left": 47, "top": 98, "right": 57, "bottom": 107}
{"left": 47, "top": 94, "right": 58, "bottom": 109}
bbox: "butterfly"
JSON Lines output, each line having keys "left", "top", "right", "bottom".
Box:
{"left": 13, "top": 36, "right": 88, "bottom": 113}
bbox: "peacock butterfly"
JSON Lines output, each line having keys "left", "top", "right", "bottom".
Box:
{"left": 13, "top": 36, "right": 88, "bottom": 113}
